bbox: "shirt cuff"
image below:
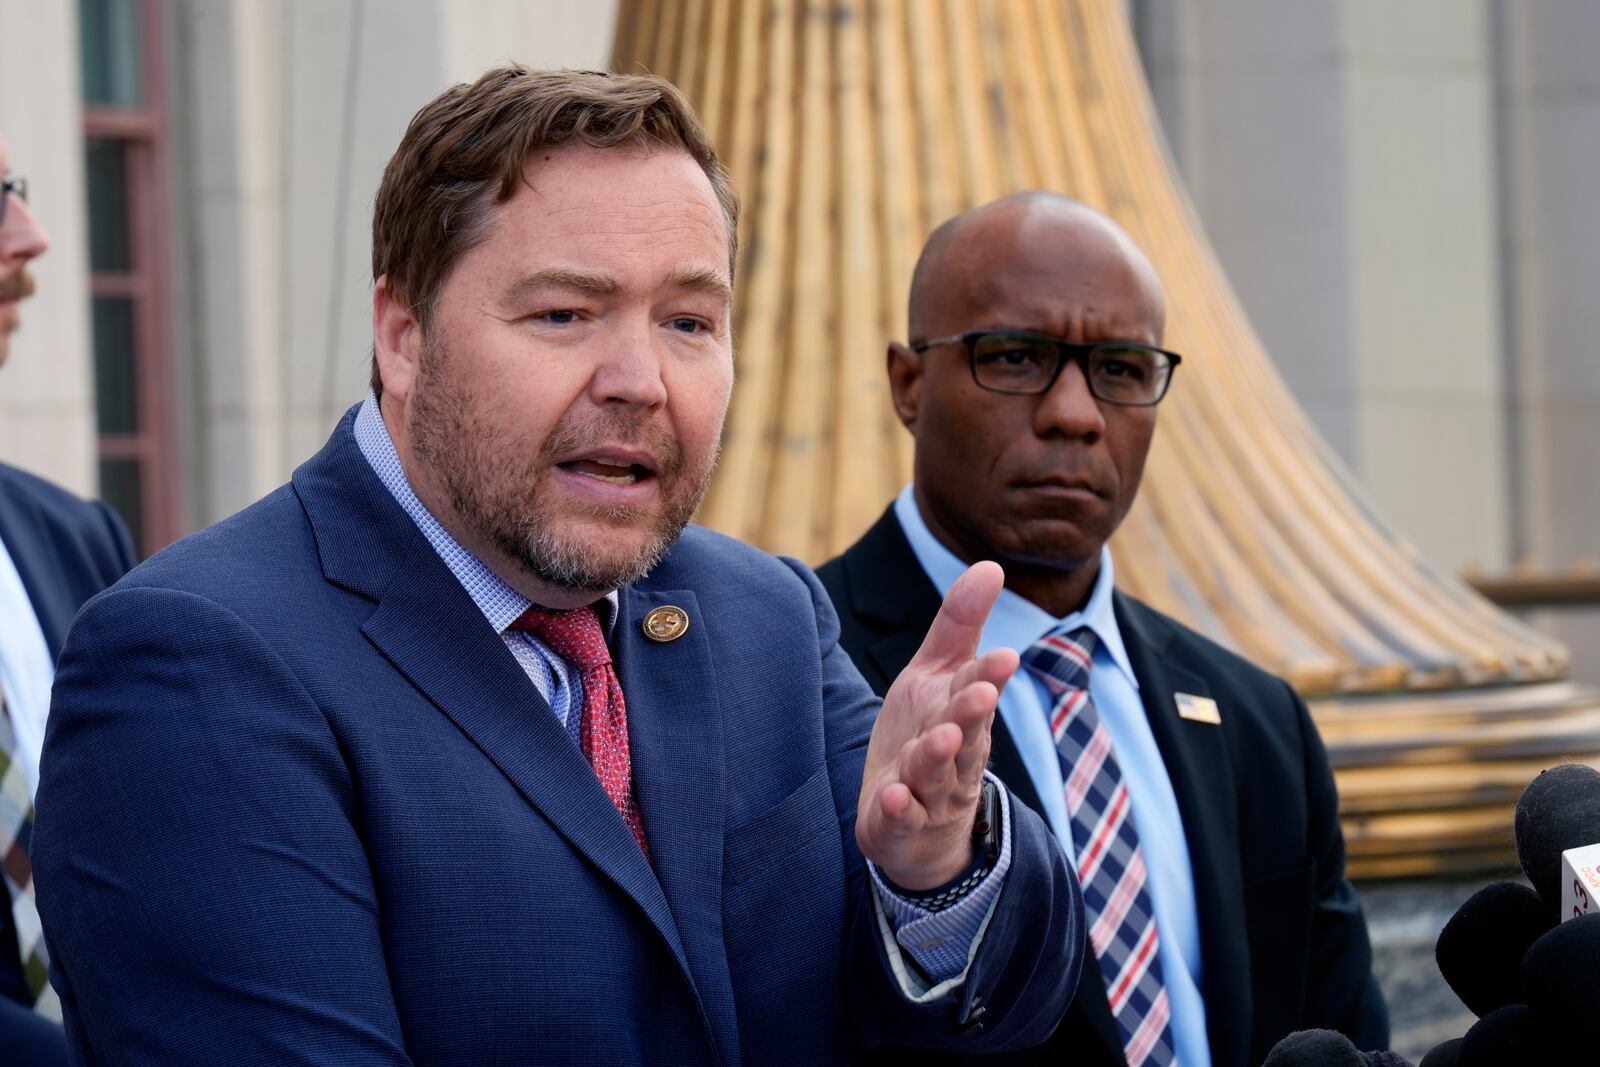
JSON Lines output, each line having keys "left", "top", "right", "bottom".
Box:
{"left": 868, "top": 771, "right": 1014, "bottom": 987}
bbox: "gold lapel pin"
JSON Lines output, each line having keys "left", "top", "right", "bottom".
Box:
{"left": 642, "top": 605, "right": 690, "bottom": 643}
{"left": 1174, "top": 692, "right": 1222, "bottom": 725}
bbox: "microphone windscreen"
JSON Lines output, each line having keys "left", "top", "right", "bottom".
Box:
{"left": 1360, "top": 1051, "right": 1415, "bottom": 1067}
{"left": 1260, "top": 1029, "right": 1364, "bottom": 1067}
{"left": 1520, "top": 910, "right": 1600, "bottom": 1048}
{"left": 1513, "top": 762, "right": 1600, "bottom": 906}
{"left": 1433, "top": 881, "right": 1554, "bottom": 1017}
{"left": 1416, "top": 1039, "right": 1460, "bottom": 1067}
{"left": 1458, "top": 1004, "right": 1537, "bottom": 1067}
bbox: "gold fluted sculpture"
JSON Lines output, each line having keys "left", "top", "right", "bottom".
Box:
{"left": 613, "top": 0, "right": 1600, "bottom": 876}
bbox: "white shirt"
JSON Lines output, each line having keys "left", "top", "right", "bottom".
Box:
{"left": 0, "top": 530, "right": 57, "bottom": 798}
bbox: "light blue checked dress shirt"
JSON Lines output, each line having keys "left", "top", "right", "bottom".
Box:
{"left": 354, "top": 394, "right": 599, "bottom": 746}
{"left": 354, "top": 395, "right": 1007, "bottom": 987}
{"left": 896, "top": 484, "right": 1211, "bottom": 1065}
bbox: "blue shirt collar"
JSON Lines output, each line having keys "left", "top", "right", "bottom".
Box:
{"left": 352, "top": 392, "right": 617, "bottom": 634}
{"left": 892, "top": 483, "right": 1139, "bottom": 689}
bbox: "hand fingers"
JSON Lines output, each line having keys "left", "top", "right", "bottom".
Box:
{"left": 858, "top": 707, "right": 990, "bottom": 874}
{"left": 903, "top": 712, "right": 993, "bottom": 815}
{"left": 909, "top": 561, "right": 1005, "bottom": 671}
{"left": 865, "top": 779, "right": 927, "bottom": 849}
{"left": 950, "top": 685, "right": 996, "bottom": 781}
{"left": 879, "top": 781, "right": 917, "bottom": 824}
{"left": 906, "top": 674, "right": 999, "bottom": 784}
{"left": 901, "top": 721, "right": 962, "bottom": 804}
{"left": 946, "top": 646, "right": 1021, "bottom": 702}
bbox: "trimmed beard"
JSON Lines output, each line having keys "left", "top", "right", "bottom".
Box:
{"left": 408, "top": 334, "right": 717, "bottom": 598}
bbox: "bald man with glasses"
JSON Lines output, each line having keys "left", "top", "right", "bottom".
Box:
{"left": 820, "top": 192, "right": 1387, "bottom": 1067}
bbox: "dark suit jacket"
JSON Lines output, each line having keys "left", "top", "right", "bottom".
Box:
{"left": 0, "top": 462, "right": 134, "bottom": 1063}
{"left": 818, "top": 508, "right": 1388, "bottom": 1067}
{"left": 32, "top": 411, "right": 1084, "bottom": 1066}
{"left": 0, "top": 463, "right": 134, "bottom": 664}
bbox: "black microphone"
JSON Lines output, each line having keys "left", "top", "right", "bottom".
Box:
{"left": 1457, "top": 1004, "right": 1540, "bottom": 1066}
{"left": 1513, "top": 763, "right": 1600, "bottom": 908}
{"left": 1260, "top": 1030, "right": 1364, "bottom": 1067}
{"left": 1416, "top": 1038, "right": 1460, "bottom": 1067}
{"left": 1520, "top": 911, "right": 1600, "bottom": 1052}
{"left": 1433, "top": 881, "right": 1554, "bottom": 1018}
{"left": 1260, "top": 1029, "right": 1414, "bottom": 1067}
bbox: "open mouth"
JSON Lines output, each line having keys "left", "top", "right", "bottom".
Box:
{"left": 557, "top": 457, "right": 657, "bottom": 487}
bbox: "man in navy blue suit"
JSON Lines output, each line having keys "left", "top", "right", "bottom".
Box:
{"left": 32, "top": 68, "right": 1083, "bottom": 1064}
{"left": 0, "top": 131, "right": 135, "bottom": 1067}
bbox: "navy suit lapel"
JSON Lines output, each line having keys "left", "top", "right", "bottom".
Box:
{"left": 864, "top": 626, "right": 926, "bottom": 694}
{"left": 358, "top": 539, "right": 682, "bottom": 952}
{"left": 842, "top": 508, "right": 945, "bottom": 694}
{"left": 0, "top": 472, "right": 71, "bottom": 658}
{"left": 1117, "top": 593, "right": 1250, "bottom": 1067}
{"left": 985, "top": 716, "right": 1045, "bottom": 821}
{"left": 612, "top": 585, "right": 733, "bottom": 1043}
{"left": 293, "top": 410, "right": 701, "bottom": 1019}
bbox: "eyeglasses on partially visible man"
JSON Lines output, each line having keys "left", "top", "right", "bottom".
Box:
{"left": 0, "top": 175, "right": 27, "bottom": 227}
{"left": 911, "top": 328, "right": 1181, "bottom": 406}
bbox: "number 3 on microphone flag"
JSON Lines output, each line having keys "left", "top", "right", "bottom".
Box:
{"left": 1561, "top": 842, "right": 1600, "bottom": 922}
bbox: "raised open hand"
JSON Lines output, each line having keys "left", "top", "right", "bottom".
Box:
{"left": 856, "top": 561, "right": 1020, "bottom": 890}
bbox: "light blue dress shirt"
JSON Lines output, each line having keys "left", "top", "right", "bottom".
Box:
{"left": 0, "top": 532, "right": 55, "bottom": 797}
{"left": 353, "top": 395, "right": 1007, "bottom": 988}
{"left": 895, "top": 485, "right": 1212, "bottom": 1066}
{"left": 354, "top": 393, "right": 595, "bottom": 749}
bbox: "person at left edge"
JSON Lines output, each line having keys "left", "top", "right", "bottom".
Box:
{"left": 0, "top": 131, "right": 135, "bottom": 1067}
{"left": 31, "top": 67, "right": 1083, "bottom": 1066}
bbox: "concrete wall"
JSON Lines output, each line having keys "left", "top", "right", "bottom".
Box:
{"left": 1496, "top": 0, "right": 1600, "bottom": 568}
{"left": 1495, "top": 0, "right": 1600, "bottom": 682}
{"left": 1137, "top": 0, "right": 1357, "bottom": 458}
{"left": 1137, "top": 0, "right": 1599, "bottom": 676}
{"left": 0, "top": 0, "right": 97, "bottom": 495}
{"left": 1138, "top": 0, "right": 1509, "bottom": 575}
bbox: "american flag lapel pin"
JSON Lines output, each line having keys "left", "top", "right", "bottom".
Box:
{"left": 1174, "top": 692, "right": 1222, "bottom": 725}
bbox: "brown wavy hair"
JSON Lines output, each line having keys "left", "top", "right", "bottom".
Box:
{"left": 369, "top": 65, "right": 738, "bottom": 393}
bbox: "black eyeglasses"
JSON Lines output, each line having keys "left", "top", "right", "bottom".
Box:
{"left": 0, "top": 175, "right": 26, "bottom": 226}
{"left": 911, "top": 329, "right": 1182, "bottom": 407}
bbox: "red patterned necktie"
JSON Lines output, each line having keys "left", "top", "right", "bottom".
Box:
{"left": 509, "top": 605, "right": 648, "bottom": 856}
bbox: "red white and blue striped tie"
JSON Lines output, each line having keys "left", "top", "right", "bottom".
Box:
{"left": 1024, "top": 627, "right": 1176, "bottom": 1067}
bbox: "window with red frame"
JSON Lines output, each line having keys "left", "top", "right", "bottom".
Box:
{"left": 80, "top": 0, "right": 177, "bottom": 556}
